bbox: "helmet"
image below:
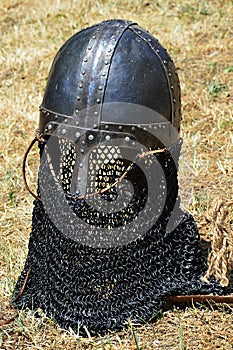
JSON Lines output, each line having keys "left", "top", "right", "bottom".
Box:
{"left": 39, "top": 19, "right": 181, "bottom": 133}
{"left": 12, "top": 19, "right": 225, "bottom": 335}
{"left": 36, "top": 18, "right": 183, "bottom": 244}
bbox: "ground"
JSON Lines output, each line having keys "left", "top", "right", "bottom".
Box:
{"left": 0, "top": 0, "right": 232, "bottom": 349}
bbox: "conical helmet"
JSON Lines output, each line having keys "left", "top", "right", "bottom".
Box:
{"left": 12, "top": 20, "right": 225, "bottom": 336}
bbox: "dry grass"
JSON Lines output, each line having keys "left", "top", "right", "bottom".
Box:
{"left": 0, "top": 0, "right": 232, "bottom": 349}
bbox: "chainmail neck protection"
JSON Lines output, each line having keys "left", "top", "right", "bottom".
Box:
{"left": 11, "top": 139, "right": 228, "bottom": 336}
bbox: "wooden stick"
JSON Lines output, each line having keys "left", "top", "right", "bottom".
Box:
{"left": 167, "top": 294, "right": 233, "bottom": 303}
{"left": 0, "top": 268, "right": 32, "bottom": 326}
{"left": 14, "top": 267, "right": 31, "bottom": 302}
{"left": 0, "top": 315, "right": 17, "bottom": 326}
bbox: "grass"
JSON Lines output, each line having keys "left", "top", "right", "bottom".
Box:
{"left": 0, "top": 0, "right": 232, "bottom": 349}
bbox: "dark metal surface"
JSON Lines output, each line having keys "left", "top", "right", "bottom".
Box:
{"left": 39, "top": 20, "right": 134, "bottom": 131}
{"left": 39, "top": 19, "right": 182, "bottom": 195}
{"left": 39, "top": 19, "right": 181, "bottom": 136}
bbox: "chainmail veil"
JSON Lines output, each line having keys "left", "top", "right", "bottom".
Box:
{"left": 12, "top": 138, "right": 227, "bottom": 335}
{"left": 11, "top": 19, "right": 229, "bottom": 336}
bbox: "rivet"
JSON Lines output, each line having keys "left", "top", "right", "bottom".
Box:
{"left": 159, "top": 125, "right": 162, "bottom": 128}
{"left": 93, "top": 124, "right": 97, "bottom": 128}
{"left": 99, "top": 85, "right": 103, "bottom": 90}
{"left": 78, "top": 177, "right": 81, "bottom": 182}
{"left": 102, "top": 72, "right": 106, "bottom": 76}
{"left": 88, "top": 134, "right": 94, "bottom": 141}
{"left": 118, "top": 125, "right": 123, "bottom": 130}
{"left": 168, "top": 72, "right": 172, "bottom": 77}
{"left": 162, "top": 125, "right": 166, "bottom": 129}
{"left": 107, "top": 48, "right": 112, "bottom": 53}
{"left": 62, "top": 128, "right": 66, "bottom": 134}
{"left": 125, "top": 136, "right": 130, "bottom": 142}
{"left": 83, "top": 57, "right": 88, "bottom": 62}
{"left": 81, "top": 71, "right": 85, "bottom": 75}
{"left": 76, "top": 120, "right": 79, "bottom": 125}
{"left": 75, "top": 109, "right": 79, "bottom": 114}
{"left": 131, "top": 126, "right": 136, "bottom": 131}
{"left": 80, "top": 163, "right": 83, "bottom": 168}
{"left": 46, "top": 112, "right": 50, "bottom": 117}
{"left": 105, "top": 125, "right": 109, "bottom": 129}
{"left": 105, "top": 135, "right": 111, "bottom": 141}
{"left": 79, "top": 83, "right": 83, "bottom": 88}
{"left": 148, "top": 38, "right": 152, "bottom": 42}
{"left": 92, "top": 35, "right": 96, "bottom": 39}
{"left": 138, "top": 30, "right": 142, "bottom": 34}
{"left": 64, "top": 118, "right": 67, "bottom": 123}
{"left": 88, "top": 46, "right": 92, "bottom": 50}
{"left": 173, "top": 99, "right": 176, "bottom": 103}
{"left": 120, "top": 25, "right": 124, "bottom": 28}
{"left": 80, "top": 148, "right": 84, "bottom": 154}
{"left": 104, "top": 61, "right": 109, "bottom": 65}
{"left": 48, "top": 124, "right": 52, "bottom": 130}
{"left": 96, "top": 98, "right": 101, "bottom": 103}
{"left": 163, "top": 60, "right": 167, "bottom": 64}
{"left": 55, "top": 114, "right": 58, "bottom": 119}
{"left": 77, "top": 96, "right": 81, "bottom": 101}
{"left": 81, "top": 140, "right": 85, "bottom": 146}
{"left": 171, "top": 85, "right": 174, "bottom": 89}
{"left": 94, "top": 111, "right": 98, "bottom": 116}
{"left": 156, "top": 49, "right": 160, "bottom": 53}
{"left": 75, "top": 132, "right": 80, "bottom": 138}
{"left": 132, "top": 141, "right": 136, "bottom": 146}
{"left": 154, "top": 126, "right": 157, "bottom": 130}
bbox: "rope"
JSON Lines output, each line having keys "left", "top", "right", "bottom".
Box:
{"left": 201, "top": 199, "right": 233, "bottom": 287}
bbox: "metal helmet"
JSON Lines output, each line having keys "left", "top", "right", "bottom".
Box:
{"left": 39, "top": 19, "right": 181, "bottom": 132}
{"left": 38, "top": 19, "right": 181, "bottom": 197}
{"left": 12, "top": 20, "right": 226, "bottom": 336}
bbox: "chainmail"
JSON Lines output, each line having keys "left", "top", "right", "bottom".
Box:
{"left": 11, "top": 139, "right": 228, "bottom": 336}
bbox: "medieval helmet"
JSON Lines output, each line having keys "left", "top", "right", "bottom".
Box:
{"left": 12, "top": 19, "right": 226, "bottom": 335}
{"left": 39, "top": 19, "right": 181, "bottom": 135}
{"left": 38, "top": 18, "right": 182, "bottom": 246}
